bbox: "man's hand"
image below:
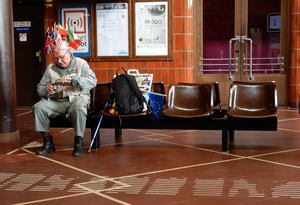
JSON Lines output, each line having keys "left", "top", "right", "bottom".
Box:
{"left": 46, "top": 84, "right": 56, "bottom": 94}
{"left": 59, "top": 76, "right": 72, "bottom": 83}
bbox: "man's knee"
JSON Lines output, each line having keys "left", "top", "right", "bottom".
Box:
{"left": 68, "top": 109, "right": 87, "bottom": 120}
{"left": 69, "top": 97, "right": 88, "bottom": 116}
{"left": 32, "top": 101, "right": 44, "bottom": 115}
{"left": 33, "top": 99, "right": 62, "bottom": 119}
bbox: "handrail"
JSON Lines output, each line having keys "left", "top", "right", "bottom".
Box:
{"left": 199, "top": 58, "right": 238, "bottom": 61}
{"left": 199, "top": 57, "right": 238, "bottom": 73}
{"left": 244, "top": 63, "right": 284, "bottom": 66}
{"left": 199, "top": 63, "right": 238, "bottom": 66}
{"left": 228, "top": 36, "right": 240, "bottom": 81}
{"left": 199, "top": 36, "right": 284, "bottom": 81}
{"left": 244, "top": 68, "right": 284, "bottom": 72}
{"left": 243, "top": 55, "right": 284, "bottom": 75}
{"left": 199, "top": 69, "right": 239, "bottom": 72}
{"left": 242, "top": 36, "right": 253, "bottom": 81}
{"left": 244, "top": 57, "right": 284, "bottom": 60}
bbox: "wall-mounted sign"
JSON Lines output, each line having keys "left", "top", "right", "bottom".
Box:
{"left": 14, "top": 21, "right": 31, "bottom": 33}
{"left": 14, "top": 21, "right": 31, "bottom": 27}
{"left": 19, "top": 33, "right": 27, "bottom": 42}
{"left": 59, "top": 4, "right": 91, "bottom": 57}
{"left": 135, "top": 2, "right": 168, "bottom": 56}
{"left": 96, "top": 3, "right": 129, "bottom": 57}
{"left": 15, "top": 27, "right": 30, "bottom": 32}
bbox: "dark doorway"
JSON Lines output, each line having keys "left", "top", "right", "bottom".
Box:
{"left": 13, "top": 0, "right": 45, "bottom": 106}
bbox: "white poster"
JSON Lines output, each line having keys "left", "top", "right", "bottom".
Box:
{"left": 135, "top": 2, "right": 168, "bottom": 56}
{"left": 96, "top": 3, "right": 129, "bottom": 56}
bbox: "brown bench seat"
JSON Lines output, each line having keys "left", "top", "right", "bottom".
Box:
{"left": 50, "top": 81, "right": 278, "bottom": 153}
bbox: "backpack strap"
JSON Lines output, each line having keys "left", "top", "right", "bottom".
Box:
{"left": 116, "top": 67, "right": 127, "bottom": 76}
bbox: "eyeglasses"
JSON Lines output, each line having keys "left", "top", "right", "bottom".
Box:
{"left": 53, "top": 50, "right": 68, "bottom": 62}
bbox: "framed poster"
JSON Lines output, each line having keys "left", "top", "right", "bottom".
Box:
{"left": 96, "top": 3, "right": 129, "bottom": 56}
{"left": 135, "top": 2, "right": 168, "bottom": 56}
{"left": 59, "top": 4, "right": 91, "bottom": 57}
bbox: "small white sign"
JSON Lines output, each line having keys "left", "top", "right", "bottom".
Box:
{"left": 19, "top": 33, "right": 27, "bottom": 42}
{"left": 14, "top": 21, "right": 31, "bottom": 27}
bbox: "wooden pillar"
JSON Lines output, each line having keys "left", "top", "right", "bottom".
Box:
{"left": 0, "top": 0, "right": 19, "bottom": 143}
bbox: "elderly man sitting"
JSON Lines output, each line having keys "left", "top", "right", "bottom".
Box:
{"left": 32, "top": 41, "right": 97, "bottom": 157}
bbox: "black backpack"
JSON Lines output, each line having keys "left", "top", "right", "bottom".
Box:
{"left": 110, "top": 68, "right": 145, "bottom": 115}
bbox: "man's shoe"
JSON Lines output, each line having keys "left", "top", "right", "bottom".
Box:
{"left": 36, "top": 135, "right": 55, "bottom": 155}
{"left": 72, "top": 136, "right": 84, "bottom": 157}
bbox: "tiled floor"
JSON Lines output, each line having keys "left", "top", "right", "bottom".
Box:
{"left": 1, "top": 106, "right": 300, "bottom": 204}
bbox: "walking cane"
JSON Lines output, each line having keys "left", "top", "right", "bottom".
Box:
{"left": 87, "top": 101, "right": 108, "bottom": 153}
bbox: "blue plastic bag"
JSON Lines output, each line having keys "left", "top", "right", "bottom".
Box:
{"left": 148, "top": 92, "right": 165, "bottom": 118}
